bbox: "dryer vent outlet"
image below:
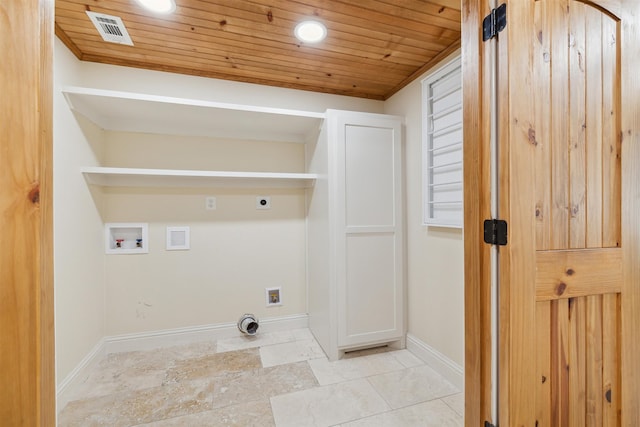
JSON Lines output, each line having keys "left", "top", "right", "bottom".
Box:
{"left": 238, "top": 314, "right": 259, "bottom": 335}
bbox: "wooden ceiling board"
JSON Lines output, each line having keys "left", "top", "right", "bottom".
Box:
{"left": 57, "top": 8, "right": 434, "bottom": 68}
{"left": 60, "top": 27, "right": 414, "bottom": 87}
{"left": 59, "top": 11, "right": 438, "bottom": 69}
{"left": 55, "top": 0, "right": 462, "bottom": 99}
{"left": 57, "top": 0, "right": 449, "bottom": 60}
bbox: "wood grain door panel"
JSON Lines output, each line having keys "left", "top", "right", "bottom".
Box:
{"left": 464, "top": 0, "right": 640, "bottom": 425}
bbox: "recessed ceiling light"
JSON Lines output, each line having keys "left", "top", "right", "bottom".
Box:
{"left": 294, "top": 20, "right": 327, "bottom": 43}
{"left": 135, "top": 0, "right": 176, "bottom": 14}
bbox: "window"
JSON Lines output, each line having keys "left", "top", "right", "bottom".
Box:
{"left": 422, "top": 56, "right": 463, "bottom": 228}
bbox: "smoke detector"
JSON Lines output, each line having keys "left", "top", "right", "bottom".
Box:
{"left": 86, "top": 11, "right": 134, "bottom": 46}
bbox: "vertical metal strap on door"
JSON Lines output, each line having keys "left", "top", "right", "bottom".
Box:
{"left": 483, "top": 2, "right": 507, "bottom": 426}
{"left": 489, "top": 21, "right": 500, "bottom": 426}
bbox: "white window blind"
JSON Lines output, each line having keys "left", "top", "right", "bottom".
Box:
{"left": 422, "top": 57, "right": 463, "bottom": 228}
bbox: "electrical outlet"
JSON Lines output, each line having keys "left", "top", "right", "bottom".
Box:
{"left": 205, "top": 196, "right": 217, "bottom": 210}
{"left": 256, "top": 196, "right": 271, "bottom": 210}
{"left": 266, "top": 287, "right": 282, "bottom": 306}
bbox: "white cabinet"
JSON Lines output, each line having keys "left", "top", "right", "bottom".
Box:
{"left": 307, "top": 110, "right": 404, "bottom": 360}
{"left": 62, "top": 86, "right": 324, "bottom": 188}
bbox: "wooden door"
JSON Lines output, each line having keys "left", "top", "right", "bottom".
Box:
{"left": 464, "top": 0, "right": 640, "bottom": 426}
{"left": 0, "top": 0, "right": 55, "bottom": 424}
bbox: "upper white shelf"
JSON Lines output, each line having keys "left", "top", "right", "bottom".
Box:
{"left": 62, "top": 86, "right": 325, "bottom": 143}
{"left": 81, "top": 167, "right": 318, "bottom": 189}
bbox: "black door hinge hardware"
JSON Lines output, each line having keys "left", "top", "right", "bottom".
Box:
{"left": 483, "top": 3, "right": 507, "bottom": 41}
{"left": 484, "top": 219, "right": 508, "bottom": 246}
{"left": 484, "top": 422, "right": 496, "bottom": 427}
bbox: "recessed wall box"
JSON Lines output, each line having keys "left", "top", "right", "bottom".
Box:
{"left": 166, "top": 226, "right": 190, "bottom": 250}
{"left": 105, "top": 223, "right": 149, "bottom": 254}
{"left": 266, "top": 287, "right": 282, "bottom": 306}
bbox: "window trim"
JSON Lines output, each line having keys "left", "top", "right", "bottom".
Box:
{"left": 421, "top": 55, "right": 463, "bottom": 228}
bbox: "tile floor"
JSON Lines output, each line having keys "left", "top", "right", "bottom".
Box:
{"left": 58, "top": 328, "right": 463, "bottom": 426}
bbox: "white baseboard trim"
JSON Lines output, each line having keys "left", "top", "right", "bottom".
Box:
{"left": 56, "top": 314, "right": 308, "bottom": 413}
{"left": 56, "top": 338, "right": 106, "bottom": 414}
{"left": 406, "top": 333, "right": 464, "bottom": 391}
{"left": 104, "top": 313, "right": 308, "bottom": 354}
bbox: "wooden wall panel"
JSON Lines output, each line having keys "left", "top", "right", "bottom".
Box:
{"left": 550, "top": 0, "right": 571, "bottom": 250}
{"left": 503, "top": 0, "right": 539, "bottom": 424}
{"left": 601, "top": 14, "right": 621, "bottom": 248}
{"left": 551, "top": 299, "right": 570, "bottom": 426}
{"left": 462, "top": 0, "right": 492, "bottom": 425}
{"left": 535, "top": 248, "right": 622, "bottom": 301}
{"left": 585, "top": 7, "right": 604, "bottom": 249}
{"left": 462, "top": 0, "right": 483, "bottom": 424}
{"left": 480, "top": 0, "right": 493, "bottom": 421}
{"left": 569, "top": 297, "right": 587, "bottom": 426}
{"left": 602, "top": 293, "right": 621, "bottom": 426}
{"left": 534, "top": 3, "right": 623, "bottom": 424}
{"left": 465, "top": 1, "right": 633, "bottom": 425}
{"left": 536, "top": 301, "right": 552, "bottom": 426}
{"left": 586, "top": 295, "right": 604, "bottom": 426}
{"left": 534, "top": 0, "right": 552, "bottom": 252}
{"left": 620, "top": 1, "right": 640, "bottom": 423}
{"left": 0, "top": 0, "right": 55, "bottom": 425}
{"left": 543, "top": 294, "right": 620, "bottom": 426}
{"left": 568, "top": 1, "right": 587, "bottom": 250}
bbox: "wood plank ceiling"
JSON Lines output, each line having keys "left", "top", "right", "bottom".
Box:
{"left": 55, "top": 0, "right": 461, "bottom": 100}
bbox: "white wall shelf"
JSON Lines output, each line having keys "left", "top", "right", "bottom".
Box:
{"left": 62, "top": 86, "right": 325, "bottom": 143}
{"left": 81, "top": 166, "right": 318, "bottom": 188}
{"left": 64, "top": 86, "right": 324, "bottom": 189}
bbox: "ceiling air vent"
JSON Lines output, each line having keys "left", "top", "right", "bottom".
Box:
{"left": 86, "top": 11, "right": 134, "bottom": 46}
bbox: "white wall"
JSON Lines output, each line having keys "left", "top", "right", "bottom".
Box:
{"left": 53, "top": 38, "right": 106, "bottom": 382}
{"left": 384, "top": 52, "right": 465, "bottom": 367}
{"left": 74, "top": 60, "right": 384, "bottom": 115}
{"left": 54, "top": 38, "right": 384, "bottom": 380}
{"left": 101, "top": 133, "right": 309, "bottom": 334}
{"left": 55, "top": 34, "right": 466, "bottom": 385}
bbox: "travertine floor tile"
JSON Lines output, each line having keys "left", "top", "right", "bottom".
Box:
{"left": 58, "top": 377, "right": 215, "bottom": 426}
{"left": 291, "top": 328, "right": 316, "bottom": 341}
{"left": 134, "top": 399, "right": 275, "bottom": 427}
{"left": 66, "top": 340, "right": 220, "bottom": 402}
{"left": 388, "top": 349, "right": 425, "bottom": 368}
{"left": 308, "top": 352, "right": 406, "bottom": 386}
{"left": 212, "top": 361, "right": 318, "bottom": 409}
{"left": 164, "top": 348, "right": 261, "bottom": 383}
{"left": 216, "top": 331, "right": 295, "bottom": 353}
{"left": 58, "top": 329, "right": 464, "bottom": 427}
{"left": 260, "top": 339, "right": 325, "bottom": 368}
{"left": 442, "top": 392, "right": 465, "bottom": 417}
{"left": 367, "top": 365, "right": 459, "bottom": 409}
{"left": 270, "top": 378, "right": 390, "bottom": 427}
{"left": 337, "top": 399, "right": 463, "bottom": 427}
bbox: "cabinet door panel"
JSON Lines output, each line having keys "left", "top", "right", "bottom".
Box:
{"left": 345, "top": 125, "right": 395, "bottom": 227}
{"left": 334, "top": 111, "right": 404, "bottom": 349}
{"left": 341, "top": 234, "right": 399, "bottom": 343}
